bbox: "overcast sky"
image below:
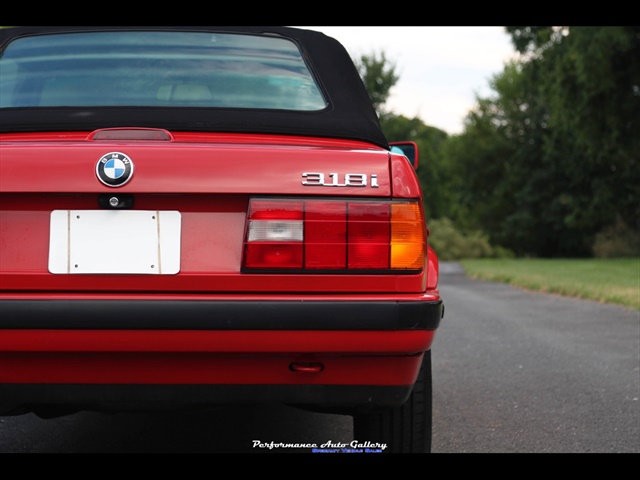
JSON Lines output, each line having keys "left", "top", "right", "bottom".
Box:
{"left": 294, "top": 26, "right": 517, "bottom": 135}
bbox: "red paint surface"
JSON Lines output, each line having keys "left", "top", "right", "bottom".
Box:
{"left": 0, "top": 330, "right": 432, "bottom": 385}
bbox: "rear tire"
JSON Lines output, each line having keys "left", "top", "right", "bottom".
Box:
{"left": 352, "top": 350, "right": 432, "bottom": 453}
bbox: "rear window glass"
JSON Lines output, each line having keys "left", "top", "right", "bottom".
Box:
{"left": 0, "top": 30, "right": 328, "bottom": 111}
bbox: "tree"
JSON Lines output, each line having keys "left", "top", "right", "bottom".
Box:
{"left": 505, "top": 26, "right": 640, "bottom": 255}
{"left": 354, "top": 28, "right": 640, "bottom": 257}
{"left": 449, "top": 26, "right": 640, "bottom": 257}
{"left": 354, "top": 51, "right": 399, "bottom": 118}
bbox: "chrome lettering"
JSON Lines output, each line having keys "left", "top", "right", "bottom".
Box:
{"left": 302, "top": 172, "right": 378, "bottom": 188}
{"left": 328, "top": 173, "right": 341, "bottom": 186}
{"left": 301, "top": 172, "right": 325, "bottom": 186}
{"left": 345, "top": 173, "right": 366, "bottom": 187}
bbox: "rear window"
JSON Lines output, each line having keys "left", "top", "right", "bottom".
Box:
{"left": 0, "top": 30, "right": 328, "bottom": 111}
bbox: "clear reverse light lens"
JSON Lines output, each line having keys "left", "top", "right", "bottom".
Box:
{"left": 247, "top": 220, "right": 303, "bottom": 242}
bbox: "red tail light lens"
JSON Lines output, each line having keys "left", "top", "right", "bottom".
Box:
{"left": 243, "top": 198, "right": 425, "bottom": 271}
{"left": 305, "top": 201, "right": 347, "bottom": 269}
{"left": 347, "top": 202, "right": 390, "bottom": 269}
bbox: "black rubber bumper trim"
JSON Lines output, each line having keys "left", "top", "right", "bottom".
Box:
{"left": 0, "top": 299, "right": 443, "bottom": 331}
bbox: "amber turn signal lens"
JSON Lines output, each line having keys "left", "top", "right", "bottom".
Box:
{"left": 391, "top": 203, "right": 425, "bottom": 269}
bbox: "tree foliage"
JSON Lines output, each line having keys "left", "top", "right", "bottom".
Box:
{"left": 453, "top": 26, "right": 640, "bottom": 256}
{"left": 354, "top": 51, "right": 399, "bottom": 117}
{"left": 525, "top": 27, "right": 635, "bottom": 255}
{"left": 355, "top": 27, "right": 639, "bottom": 257}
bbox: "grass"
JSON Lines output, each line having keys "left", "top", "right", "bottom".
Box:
{"left": 459, "top": 257, "right": 640, "bottom": 311}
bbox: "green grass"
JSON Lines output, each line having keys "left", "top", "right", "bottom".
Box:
{"left": 459, "top": 258, "right": 640, "bottom": 310}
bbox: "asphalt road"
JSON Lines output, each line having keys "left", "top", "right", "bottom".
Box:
{"left": 1, "top": 263, "right": 638, "bottom": 453}
{"left": 432, "top": 262, "right": 639, "bottom": 453}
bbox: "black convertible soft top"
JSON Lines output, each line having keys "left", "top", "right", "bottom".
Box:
{"left": 0, "top": 26, "right": 389, "bottom": 149}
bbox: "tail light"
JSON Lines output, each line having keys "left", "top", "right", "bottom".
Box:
{"left": 243, "top": 198, "right": 425, "bottom": 271}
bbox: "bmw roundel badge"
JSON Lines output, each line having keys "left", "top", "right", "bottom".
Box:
{"left": 96, "top": 152, "right": 134, "bottom": 187}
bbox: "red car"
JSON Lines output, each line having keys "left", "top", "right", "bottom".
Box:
{"left": 0, "top": 26, "right": 444, "bottom": 453}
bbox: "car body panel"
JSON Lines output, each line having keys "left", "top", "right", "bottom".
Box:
{"left": 0, "top": 134, "right": 393, "bottom": 195}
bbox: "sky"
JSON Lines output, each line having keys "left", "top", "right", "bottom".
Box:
{"left": 294, "top": 26, "right": 518, "bottom": 135}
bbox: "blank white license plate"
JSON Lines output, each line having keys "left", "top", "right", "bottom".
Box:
{"left": 49, "top": 210, "right": 181, "bottom": 274}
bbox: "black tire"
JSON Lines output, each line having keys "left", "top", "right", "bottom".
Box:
{"left": 352, "top": 350, "right": 432, "bottom": 453}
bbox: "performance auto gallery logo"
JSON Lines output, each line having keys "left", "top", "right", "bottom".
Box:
{"left": 251, "top": 440, "right": 386, "bottom": 453}
{"left": 96, "top": 152, "right": 134, "bottom": 187}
